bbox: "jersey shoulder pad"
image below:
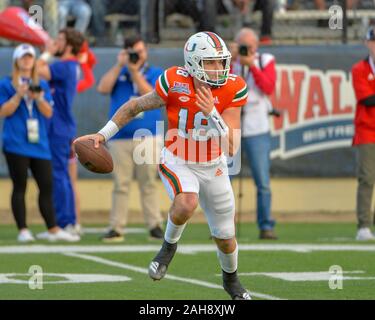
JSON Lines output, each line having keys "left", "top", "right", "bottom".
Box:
{"left": 228, "top": 75, "right": 248, "bottom": 106}
{"left": 155, "top": 66, "right": 176, "bottom": 101}
{"left": 156, "top": 66, "right": 193, "bottom": 100}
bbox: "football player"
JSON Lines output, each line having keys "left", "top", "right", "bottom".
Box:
{"left": 75, "top": 31, "right": 251, "bottom": 300}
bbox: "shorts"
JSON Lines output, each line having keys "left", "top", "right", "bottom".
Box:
{"left": 158, "top": 147, "right": 236, "bottom": 239}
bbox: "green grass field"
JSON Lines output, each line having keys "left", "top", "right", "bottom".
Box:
{"left": 0, "top": 223, "right": 374, "bottom": 300}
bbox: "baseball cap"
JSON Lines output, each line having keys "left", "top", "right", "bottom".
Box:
{"left": 365, "top": 26, "right": 375, "bottom": 41}
{"left": 12, "top": 43, "right": 36, "bottom": 61}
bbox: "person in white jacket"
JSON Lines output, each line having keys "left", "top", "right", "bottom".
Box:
{"left": 231, "top": 28, "right": 277, "bottom": 239}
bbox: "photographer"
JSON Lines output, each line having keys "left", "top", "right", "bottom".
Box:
{"left": 97, "top": 35, "right": 164, "bottom": 242}
{"left": 231, "top": 28, "right": 278, "bottom": 240}
{"left": 0, "top": 44, "right": 79, "bottom": 242}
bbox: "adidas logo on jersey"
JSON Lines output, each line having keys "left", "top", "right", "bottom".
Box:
{"left": 215, "top": 168, "right": 223, "bottom": 176}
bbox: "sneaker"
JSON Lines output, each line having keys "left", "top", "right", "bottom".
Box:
{"left": 222, "top": 270, "right": 252, "bottom": 300}
{"left": 148, "top": 240, "right": 177, "bottom": 281}
{"left": 259, "top": 229, "right": 278, "bottom": 240}
{"left": 17, "top": 229, "right": 35, "bottom": 243}
{"left": 35, "top": 231, "right": 50, "bottom": 240}
{"left": 74, "top": 224, "right": 83, "bottom": 236}
{"left": 37, "top": 229, "right": 80, "bottom": 242}
{"left": 101, "top": 229, "right": 124, "bottom": 243}
{"left": 149, "top": 226, "right": 164, "bottom": 240}
{"left": 64, "top": 224, "right": 81, "bottom": 236}
{"left": 54, "top": 229, "right": 80, "bottom": 242}
{"left": 356, "top": 228, "right": 375, "bottom": 241}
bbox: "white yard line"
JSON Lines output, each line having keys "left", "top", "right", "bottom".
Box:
{"left": 1, "top": 243, "right": 375, "bottom": 254}
{"left": 64, "top": 252, "right": 285, "bottom": 301}
{"left": 0, "top": 273, "right": 131, "bottom": 284}
{"left": 0, "top": 245, "right": 161, "bottom": 254}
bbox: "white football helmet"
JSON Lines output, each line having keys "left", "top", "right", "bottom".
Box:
{"left": 184, "top": 32, "right": 231, "bottom": 86}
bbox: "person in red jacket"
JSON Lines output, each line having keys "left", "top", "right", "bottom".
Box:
{"left": 351, "top": 26, "right": 375, "bottom": 241}
{"left": 77, "top": 40, "right": 97, "bottom": 93}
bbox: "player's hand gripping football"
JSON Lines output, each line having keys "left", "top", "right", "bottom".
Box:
{"left": 195, "top": 86, "right": 215, "bottom": 117}
{"left": 74, "top": 133, "right": 105, "bottom": 149}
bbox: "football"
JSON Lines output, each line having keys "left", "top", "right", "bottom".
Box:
{"left": 73, "top": 138, "right": 113, "bottom": 174}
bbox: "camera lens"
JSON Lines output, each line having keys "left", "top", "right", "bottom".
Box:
{"left": 29, "top": 84, "right": 42, "bottom": 93}
{"left": 239, "top": 45, "right": 248, "bottom": 56}
{"left": 129, "top": 52, "right": 139, "bottom": 64}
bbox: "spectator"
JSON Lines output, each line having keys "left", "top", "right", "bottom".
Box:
{"left": 97, "top": 35, "right": 164, "bottom": 242}
{"left": 351, "top": 26, "right": 375, "bottom": 241}
{"left": 58, "top": 0, "right": 92, "bottom": 34}
{"left": 164, "top": 0, "right": 217, "bottom": 32}
{"left": 231, "top": 28, "right": 277, "bottom": 240}
{"left": 197, "top": 0, "right": 218, "bottom": 32}
{"left": 44, "top": 0, "right": 59, "bottom": 39}
{"left": 37, "top": 28, "right": 85, "bottom": 237}
{"left": 224, "top": 0, "right": 275, "bottom": 45}
{"left": 140, "top": 0, "right": 160, "bottom": 43}
{"left": 0, "top": 44, "right": 79, "bottom": 242}
{"left": 87, "top": 0, "right": 107, "bottom": 45}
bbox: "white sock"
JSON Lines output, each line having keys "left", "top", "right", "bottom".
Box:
{"left": 217, "top": 243, "right": 238, "bottom": 274}
{"left": 164, "top": 214, "right": 186, "bottom": 244}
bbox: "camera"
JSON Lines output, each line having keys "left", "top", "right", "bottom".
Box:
{"left": 268, "top": 108, "right": 282, "bottom": 118}
{"left": 239, "top": 45, "right": 249, "bottom": 56}
{"left": 29, "top": 84, "right": 42, "bottom": 93}
{"left": 128, "top": 50, "right": 140, "bottom": 64}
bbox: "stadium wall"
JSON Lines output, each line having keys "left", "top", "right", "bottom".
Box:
{"left": 0, "top": 177, "right": 356, "bottom": 224}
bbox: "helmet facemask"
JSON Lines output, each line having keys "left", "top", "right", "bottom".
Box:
{"left": 193, "top": 54, "right": 231, "bottom": 86}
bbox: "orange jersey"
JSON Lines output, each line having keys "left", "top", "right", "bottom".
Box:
{"left": 155, "top": 66, "right": 248, "bottom": 162}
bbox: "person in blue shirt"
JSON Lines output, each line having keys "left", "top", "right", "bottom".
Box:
{"left": 0, "top": 44, "right": 79, "bottom": 242}
{"left": 97, "top": 35, "right": 164, "bottom": 242}
{"left": 37, "top": 28, "right": 85, "bottom": 235}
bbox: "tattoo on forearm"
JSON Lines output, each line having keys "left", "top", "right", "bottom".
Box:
{"left": 137, "top": 91, "right": 165, "bottom": 110}
{"left": 112, "top": 91, "right": 164, "bottom": 128}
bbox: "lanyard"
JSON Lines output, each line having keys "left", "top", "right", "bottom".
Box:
{"left": 131, "top": 64, "right": 149, "bottom": 95}
{"left": 18, "top": 77, "right": 34, "bottom": 118}
{"left": 234, "top": 58, "right": 250, "bottom": 80}
{"left": 24, "top": 96, "right": 34, "bottom": 118}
